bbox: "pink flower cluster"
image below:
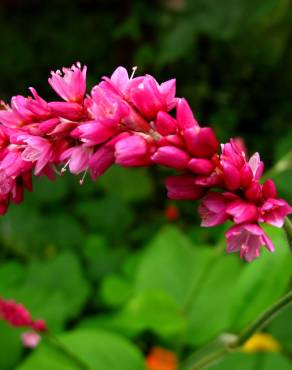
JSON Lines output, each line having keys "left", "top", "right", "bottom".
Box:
{"left": 0, "top": 63, "right": 291, "bottom": 261}
{"left": 0, "top": 297, "right": 47, "bottom": 347}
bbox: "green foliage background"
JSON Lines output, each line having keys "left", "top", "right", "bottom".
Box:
{"left": 0, "top": 1, "right": 291, "bottom": 369}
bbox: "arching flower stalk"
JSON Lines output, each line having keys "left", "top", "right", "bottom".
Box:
{"left": 0, "top": 63, "right": 290, "bottom": 261}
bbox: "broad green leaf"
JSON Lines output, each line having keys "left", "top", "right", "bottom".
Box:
{"left": 0, "top": 322, "right": 23, "bottom": 370}
{"left": 135, "top": 225, "right": 214, "bottom": 307}
{"left": 0, "top": 253, "right": 90, "bottom": 331}
{"left": 99, "top": 274, "right": 132, "bottom": 307}
{"left": 133, "top": 225, "right": 244, "bottom": 344}
{"left": 261, "top": 353, "right": 292, "bottom": 369}
{"left": 186, "top": 255, "right": 241, "bottom": 345}
{"left": 78, "top": 290, "right": 186, "bottom": 339}
{"left": 209, "top": 352, "right": 292, "bottom": 370}
{"left": 18, "top": 329, "right": 146, "bottom": 370}
{"left": 268, "top": 305, "right": 292, "bottom": 351}
{"left": 208, "top": 351, "right": 256, "bottom": 370}
{"left": 230, "top": 227, "right": 291, "bottom": 331}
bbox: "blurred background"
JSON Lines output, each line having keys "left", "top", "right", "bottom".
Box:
{"left": 0, "top": 1, "right": 291, "bottom": 369}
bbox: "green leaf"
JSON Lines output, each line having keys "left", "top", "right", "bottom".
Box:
{"left": 133, "top": 225, "right": 244, "bottom": 344}
{"left": 186, "top": 255, "right": 241, "bottom": 345}
{"left": 208, "top": 351, "right": 256, "bottom": 370}
{"left": 99, "top": 274, "right": 132, "bottom": 307}
{"left": 18, "top": 329, "right": 146, "bottom": 370}
{"left": 268, "top": 305, "right": 292, "bottom": 351}
{"left": 135, "top": 225, "right": 214, "bottom": 307}
{"left": 261, "top": 353, "right": 292, "bottom": 370}
{"left": 230, "top": 226, "right": 291, "bottom": 331}
{"left": 78, "top": 291, "right": 186, "bottom": 339}
{"left": 0, "top": 253, "right": 90, "bottom": 331}
{"left": 209, "top": 352, "right": 292, "bottom": 370}
{"left": 0, "top": 322, "right": 23, "bottom": 370}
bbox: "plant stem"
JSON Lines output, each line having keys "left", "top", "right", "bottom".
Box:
{"left": 283, "top": 217, "right": 292, "bottom": 253}
{"left": 234, "top": 290, "right": 292, "bottom": 347}
{"left": 183, "top": 290, "right": 292, "bottom": 370}
{"left": 45, "top": 333, "right": 89, "bottom": 370}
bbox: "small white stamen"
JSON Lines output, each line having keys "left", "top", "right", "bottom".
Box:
{"left": 61, "top": 159, "right": 70, "bottom": 174}
{"left": 130, "top": 66, "right": 138, "bottom": 80}
{"left": 79, "top": 169, "right": 88, "bottom": 185}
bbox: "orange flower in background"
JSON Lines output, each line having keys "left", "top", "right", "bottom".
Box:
{"left": 242, "top": 332, "right": 281, "bottom": 353}
{"left": 146, "top": 347, "right": 178, "bottom": 370}
{"left": 164, "top": 204, "right": 180, "bottom": 222}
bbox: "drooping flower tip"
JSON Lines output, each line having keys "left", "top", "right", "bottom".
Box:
{"left": 226, "top": 223, "right": 274, "bottom": 262}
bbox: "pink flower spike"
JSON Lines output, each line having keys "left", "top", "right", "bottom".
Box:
{"left": 184, "top": 127, "right": 219, "bottom": 158}
{"left": 115, "top": 135, "right": 152, "bottom": 167}
{"left": 89, "top": 133, "right": 129, "bottom": 179}
{"left": 31, "top": 319, "right": 47, "bottom": 332}
{"left": 109, "top": 66, "right": 130, "bottom": 95}
{"left": 151, "top": 146, "right": 190, "bottom": 170}
{"left": 21, "top": 136, "right": 54, "bottom": 175}
{"left": 166, "top": 175, "right": 205, "bottom": 200}
{"left": 222, "top": 161, "right": 241, "bottom": 191}
{"left": 199, "top": 192, "right": 232, "bottom": 227}
{"left": 21, "top": 332, "right": 41, "bottom": 348}
{"left": 0, "top": 298, "right": 32, "bottom": 327}
{"left": 71, "top": 121, "right": 117, "bottom": 146}
{"left": 262, "top": 179, "right": 277, "bottom": 199}
{"left": 248, "top": 152, "right": 264, "bottom": 180}
{"left": 60, "top": 145, "right": 92, "bottom": 174}
{"left": 176, "top": 98, "right": 199, "bottom": 130}
{"left": 188, "top": 158, "right": 214, "bottom": 175}
{"left": 130, "top": 76, "right": 166, "bottom": 119}
{"left": 48, "top": 63, "right": 87, "bottom": 102}
{"left": 87, "top": 85, "right": 129, "bottom": 126}
{"left": 226, "top": 223, "right": 274, "bottom": 262}
{"left": 226, "top": 199, "right": 258, "bottom": 224}
{"left": 159, "top": 78, "right": 177, "bottom": 110}
{"left": 155, "top": 111, "right": 177, "bottom": 136}
{"left": 259, "top": 198, "right": 292, "bottom": 227}
{"left": 244, "top": 181, "right": 262, "bottom": 202}
{"left": 48, "top": 102, "right": 83, "bottom": 121}
{"left": 221, "top": 139, "right": 246, "bottom": 168}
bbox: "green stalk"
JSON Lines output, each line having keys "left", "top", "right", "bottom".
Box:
{"left": 234, "top": 290, "right": 292, "bottom": 347}
{"left": 183, "top": 290, "right": 292, "bottom": 370}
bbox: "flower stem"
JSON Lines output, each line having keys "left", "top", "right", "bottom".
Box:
{"left": 283, "top": 217, "right": 292, "bottom": 253}
{"left": 234, "top": 290, "right": 292, "bottom": 347}
{"left": 45, "top": 333, "right": 89, "bottom": 370}
{"left": 182, "top": 290, "right": 292, "bottom": 370}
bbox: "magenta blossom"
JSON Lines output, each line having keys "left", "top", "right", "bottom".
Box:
{"left": 259, "top": 198, "right": 292, "bottom": 227}
{"left": 226, "top": 223, "right": 274, "bottom": 262}
{"left": 199, "top": 192, "right": 236, "bottom": 227}
{"left": 48, "top": 62, "right": 87, "bottom": 102}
